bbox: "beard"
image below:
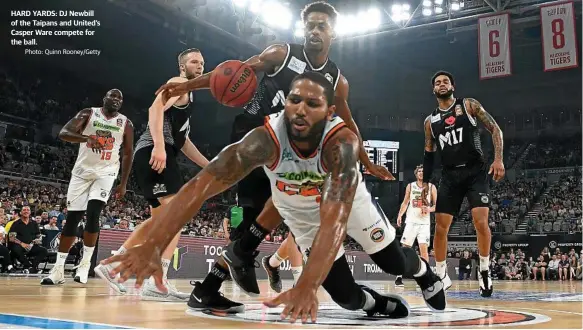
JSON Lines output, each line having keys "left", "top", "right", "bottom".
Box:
{"left": 434, "top": 88, "right": 454, "bottom": 100}
{"left": 185, "top": 70, "right": 197, "bottom": 79}
{"left": 103, "top": 100, "right": 119, "bottom": 113}
{"left": 284, "top": 116, "right": 327, "bottom": 144}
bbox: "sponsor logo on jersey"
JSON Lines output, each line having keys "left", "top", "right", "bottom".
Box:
{"left": 445, "top": 116, "right": 456, "bottom": 126}
{"left": 276, "top": 171, "right": 325, "bottom": 183}
{"left": 430, "top": 114, "right": 441, "bottom": 123}
{"left": 93, "top": 121, "right": 121, "bottom": 132}
{"left": 480, "top": 194, "right": 489, "bottom": 203}
{"left": 370, "top": 228, "right": 384, "bottom": 242}
{"left": 324, "top": 73, "right": 334, "bottom": 84}
{"left": 282, "top": 148, "right": 293, "bottom": 161}
{"left": 288, "top": 56, "right": 306, "bottom": 74}
{"left": 362, "top": 218, "right": 382, "bottom": 232}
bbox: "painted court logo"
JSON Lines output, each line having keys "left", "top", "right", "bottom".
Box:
{"left": 190, "top": 305, "right": 550, "bottom": 327}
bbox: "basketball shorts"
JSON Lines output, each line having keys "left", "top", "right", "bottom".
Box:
{"left": 281, "top": 182, "right": 396, "bottom": 262}
{"left": 133, "top": 144, "right": 183, "bottom": 206}
{"left": 435, "top": 161, "right": 490, "bottom": 216}
{"left": 400, "top": 223, "right": 430, "bottom": 246}
{"left": 66, "top": 174, "right": 116, "bottom": 211}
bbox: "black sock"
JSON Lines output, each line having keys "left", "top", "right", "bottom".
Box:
{"left": 239, "top": 222, "right": 270, "bottom": 252}
{"left": 200, "top": 263, "right": 229, "bottom": 294}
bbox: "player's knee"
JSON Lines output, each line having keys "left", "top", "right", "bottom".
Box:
{"left": 85, "top": 200, "right": 105, "bottom": 233}
{"left": 327, "top": 284, "right": 364, "bottom": 310}
{"left": 62, "top": 210, "right": 84, "bottom": 236}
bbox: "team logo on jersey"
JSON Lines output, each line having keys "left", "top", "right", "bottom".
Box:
{"left": 282, "top": 148, "right": 294, "bottom": 161}
{"left": 455, "top": 104, "right": 463, "bottom": 116}
{"left": 324, "top": 73, "right": 334, "bottom": 84}
{"left": 370, "top": 228, "right": 384, "bottom": 242}
{"left": 100, "top": 190, "right": 108, "bottom": 198}
{"left": 116, "top": 118, "right": 123, "bottom": 127}
{"left": 288, "top": 56, "right": 306, "bottom": 74}
{"left": 87, "top": 130, "right": 116, "bottom": 151}
{"left": 480, "top": 194, "right": 489, "bottom": 204}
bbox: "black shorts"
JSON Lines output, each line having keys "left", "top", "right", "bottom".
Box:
{"left": 435, "top": 162, "right": 490, "bottom": 216}
{"left": 133, "top": 144, "right": 184, "bottom": 207}
{"left": 229, "top": 113, "right": 272, "bottom": 233}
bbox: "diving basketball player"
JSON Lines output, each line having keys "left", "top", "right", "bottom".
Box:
{"left": 394, "top": 165, "right": 436, "bottom": 286}
{"left": 41, "top": 89, "right": 134, "bottom": 285}
{"left": 94, "top": 49, "right": 210, "bottom": 301}
{"left": 422, "top": 71, "right": 505, "bottom": 297}
{"left": 155, "top": 1, "right": 395, "bottom": 308}
{"left": 103, "top": 72, "right": 446, "bottom": 320}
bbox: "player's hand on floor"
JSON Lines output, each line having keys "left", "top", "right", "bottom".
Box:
{"left": 101, "top": 243, "right": 165, "bottom": 292}
{"left": 263, "top": 286, "right": 319, "bottom": 324}
{"left": 489, "top": 159, "right": 505, "bottom": 182}
{"left": 150, "top": 145, "right": 167, "bottom": 173}
{"left": 368, "top": 164, "right": 395, "bottom": 180}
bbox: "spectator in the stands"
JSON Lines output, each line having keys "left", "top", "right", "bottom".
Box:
{"left": 7, "top": 206, "right": 48, "bottom": 273}
{"left": 43, "top": 216, "right": 58, "bottom": 230}
{"left": 532, "top": 255, "right": 547, "bottom": 280}
{"left": 547, "top": 254, "right": 559, "bottom": 280}
{"left": 558, "top": 254, "right": 570, "bottom": 281}
{"left": 458, "top": 250, "right": 472, "bottom": 280}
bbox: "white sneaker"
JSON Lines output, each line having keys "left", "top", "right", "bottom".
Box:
{"left": 94, "top": 264, "right": 127, "bottom": 294}
{"left": 441, "top": 273, "right": 452, "bottom": 291}
{"left": 73, "top": 259, "right": 91, "bottom": 284}
{"left": 40, "top": 265, "right": 65, "bottom": 285}
{"left": 141, "top": 278, "right": 189, "bottom": 302}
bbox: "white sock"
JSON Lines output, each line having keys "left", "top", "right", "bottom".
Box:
{"left": 55, "top": 252, "right": 68, "bottom": 268}
{"left": 436, "top": 261, "right": 447, "bottom": 278}
{"left": 161, "top": 258, "right": 171, "bottom": 280}
{"left": 362, "top": 289, "right": 375, "bottom": 311}
{"left": 291, "top": 266, "right": 303, "bottom": 285}
{"left": 479, "top": 255, "right": 490, "bottom": 272}
{"left": 395, "top": 275, "right": 402, "bottom": 279}
{"left": 82, "top": 246, "right": 95, "bottom": 263}
{"left": 269, "top": 253, "right": 284, "bottom": 268}
{"left": 413, "top": 258, "right": 428, "bottom": 278}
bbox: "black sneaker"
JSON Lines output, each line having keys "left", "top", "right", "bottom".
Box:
{"left": 394, "top": 276, "right": 404, "bottom": 287}
{"left": 262, "top": 255, "right": 282, "bottom": 293}
{"left": 413, "top": 258, "right": 446, "bottom": 311}
{"left": 360, "top": 285, "right": 410, "bottom": 318}
{"left": 221, "top": 241, "right": 260, "bottom": 296}
{"left": 187, "top": 281, "right": 245, "bottom": 313}
{"left": 478, "top": 270, "right": 493, "bottom": 297}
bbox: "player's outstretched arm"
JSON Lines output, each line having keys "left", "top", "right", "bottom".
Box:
{"left": 58, "top": 109, "right": 93, "bottom": 143}
{"left": 181, "top": 137, "right": 210, "bottom": 168}
{"left": 334, "top": 76, "right": 394, "bottom": 181}
{"left": 465, "top": 98, "right": 505, "bottom": 181}
{"left": 155, "top": 44, "right": 288, "bottom": 98}
{"left": 147, "top": 126, "right": 278, "bottom": 250}
{"left": 149, "top": 77, "right": 188, "bottom": 149}
{"left": 295, "top": 128, "right": 360, "bottom": 290}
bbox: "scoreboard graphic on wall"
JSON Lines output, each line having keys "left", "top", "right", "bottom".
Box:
{"left": 362, "top": 140, "right": 399, "bottom": 176}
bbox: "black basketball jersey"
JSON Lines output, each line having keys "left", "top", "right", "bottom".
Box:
{"left": 428, "top": 98, "right": 484, "bottom": 168}
{"left": 243, "top": 43, "right": 341, "bottom": 117}
{"left": 135, "top": 92, "right": 193, "bottom": 152}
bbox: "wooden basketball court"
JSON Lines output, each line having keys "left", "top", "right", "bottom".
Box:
{"left": 0, "top": 277, "right": 580, "bottom": 328}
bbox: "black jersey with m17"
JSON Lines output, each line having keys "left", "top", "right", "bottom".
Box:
{"left": 135, "top": 92, "right": 193, "bottom": 153}
{"left": 243, "top": 43, "right": 341, "bottom": 118}
{"left": 428, "top": 98, "right": 484, "bottom": 168}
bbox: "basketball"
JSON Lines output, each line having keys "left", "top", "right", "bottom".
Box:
{"left": 210, "top": 60, "right": 257, "bottom": 107}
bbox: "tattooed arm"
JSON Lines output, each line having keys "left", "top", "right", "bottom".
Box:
{"left": 465, "top": 98, "right": 505, "bottom": 181}
{"left": 294, "top": 128, "right": 360, "bottom": 290}
{"left": 147, "top": 127, "right": 278, "bottom": 250}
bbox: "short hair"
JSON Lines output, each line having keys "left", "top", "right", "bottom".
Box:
{"left": 301, "top": 1, "right": 338, "bottom": 26}
{"left": 178, "top": 48, "right": 201, "bottom": 65}
{"left": 290, "top": 71, "right": 335, "bottom": 106}
{"left": 431, "top": 70, "right": 455, "bottom": 86}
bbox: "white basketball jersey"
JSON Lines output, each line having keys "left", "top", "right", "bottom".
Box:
{"left": 263, "top": 111, "right": 365, "bottom": 224}
{"left": 72, "top": 107, "right": 127, "bottom": 179}
{"left": 405, "top": 182, "right": 431, "bottom": 224}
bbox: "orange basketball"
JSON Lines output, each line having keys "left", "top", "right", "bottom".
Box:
{"left": 210, "top": 60, "right": 257, "bottom": 108}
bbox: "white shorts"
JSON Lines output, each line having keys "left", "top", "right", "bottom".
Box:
{"left": 282, "top": 183, "right": 396, "bottom": 262}
{"left": 400, "top": 222, "right": 431, "bottom": 246}
{"left": 66, "top": 174, "right": 116, "bottom": 211}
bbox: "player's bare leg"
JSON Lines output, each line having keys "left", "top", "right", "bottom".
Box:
{"left": 471, "top": 207, "right": 493, "bottom": 297}
{"left": 262, "top": 234, "right": 303, "bottom": 292}
{"left": 433, "top": 213, "right": 453, "bottom": 290}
